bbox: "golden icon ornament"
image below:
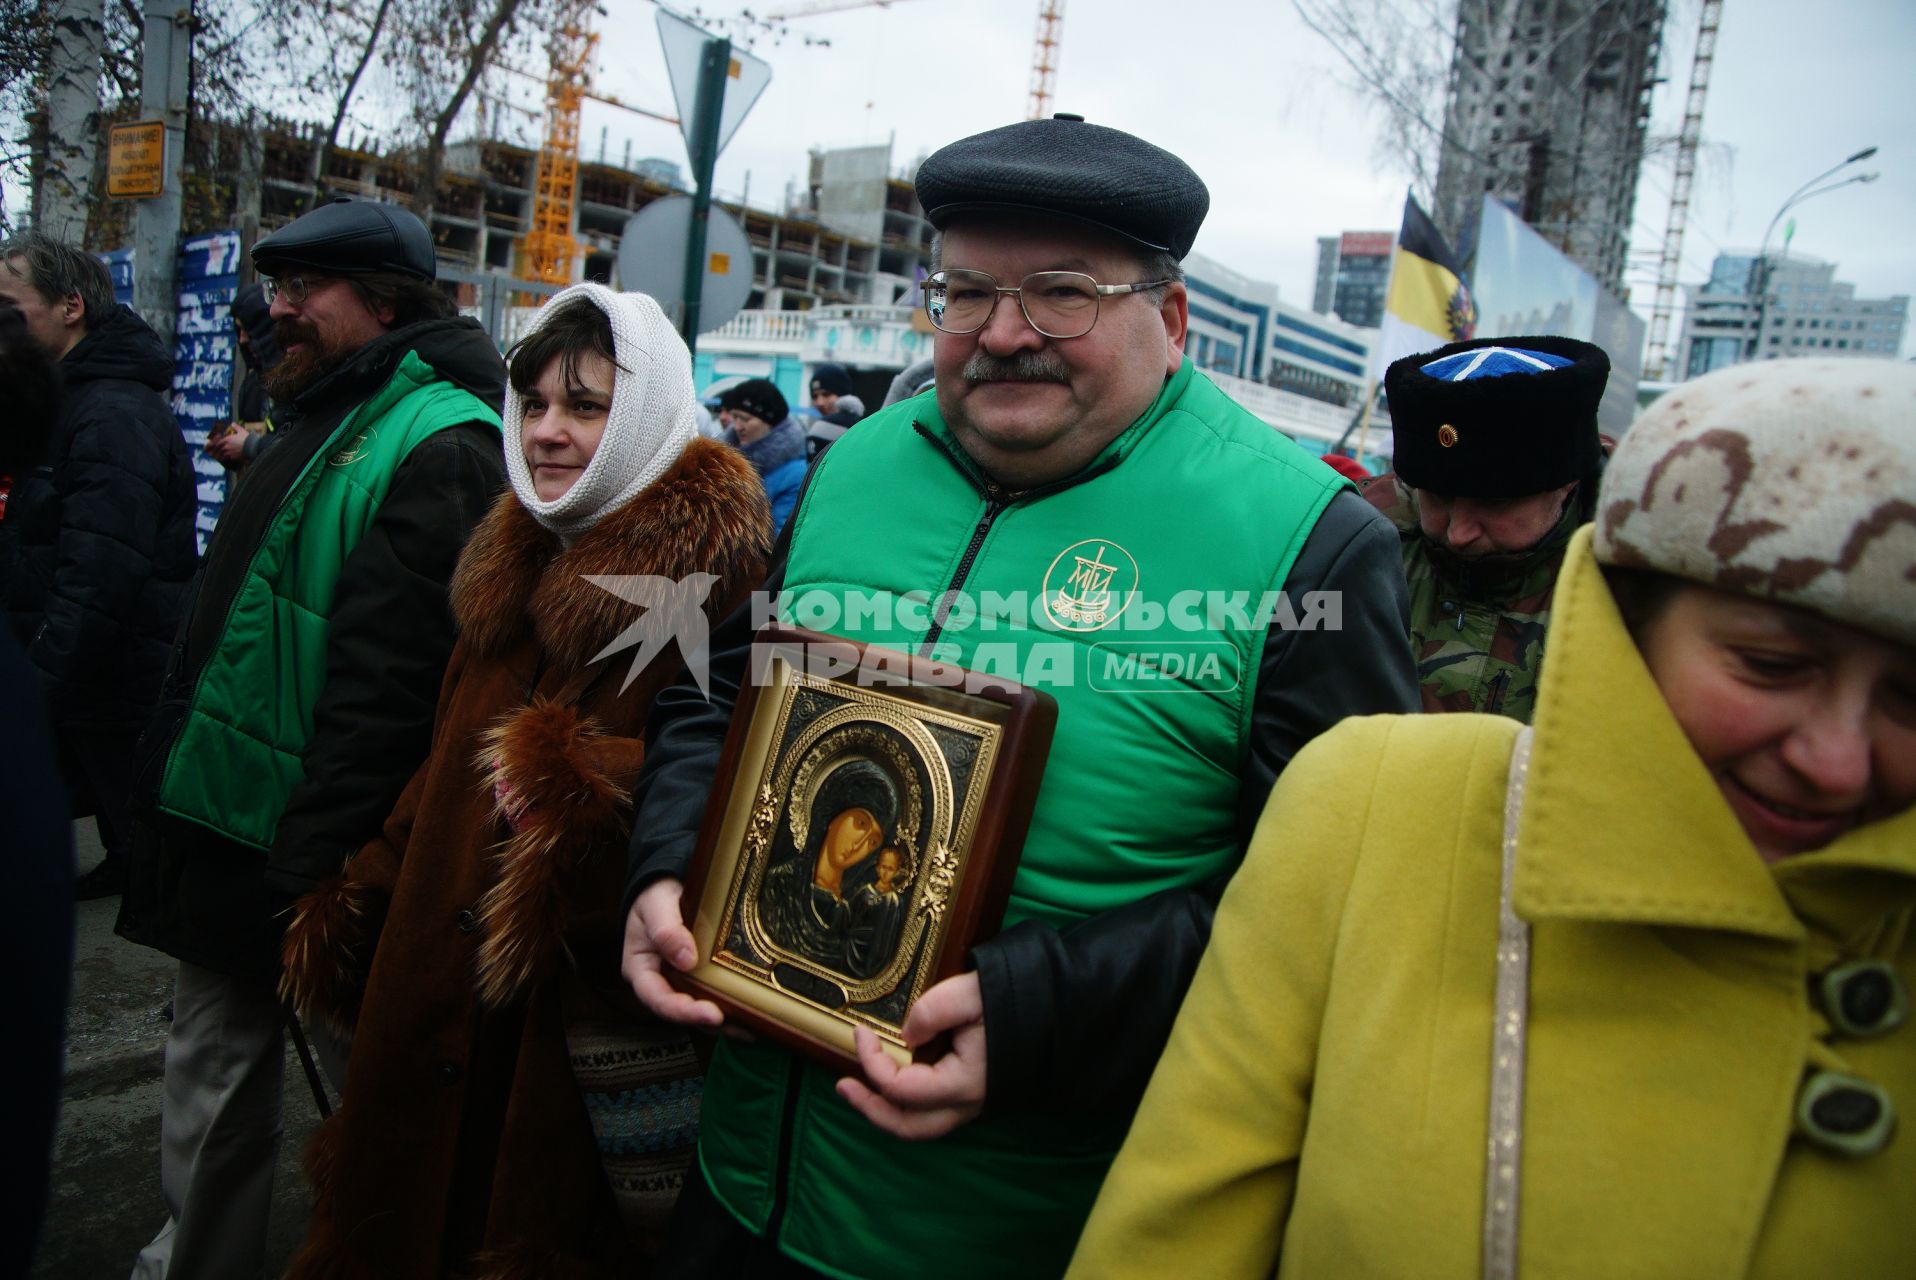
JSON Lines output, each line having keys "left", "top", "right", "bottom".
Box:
{"left": 1438, "top": 423, "right": 1460, "bottom": 448}
{"left": 669, "top": 627, "right": 1055, "bottom": 1069}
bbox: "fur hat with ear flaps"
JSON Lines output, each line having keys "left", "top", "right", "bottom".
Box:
{"left": 502, "top": 282, "right": 699, "bottom": 543}
{"left": 1595, "top": 358, "right": 1916, "bottom": 648}
{"left": 1384, "top": 335, "right": 1609, "bottom": 500}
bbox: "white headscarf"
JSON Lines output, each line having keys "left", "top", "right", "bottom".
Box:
{"left": 502, "top": 283, "right": 698, "bottom": 542}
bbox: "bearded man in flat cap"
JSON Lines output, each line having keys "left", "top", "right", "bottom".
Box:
{"left": 119, "top": 198, "right": 507, "bottom": 1280}
{"left": 621, "top": 115, "right": 1416, "bottom": 1278}
{"left": 1369, "top": 335, "right": 1610, "bottom": 721}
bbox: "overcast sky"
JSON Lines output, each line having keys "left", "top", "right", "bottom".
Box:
{"left": 529, "top": 0, "right": 1914, "bottom": 360}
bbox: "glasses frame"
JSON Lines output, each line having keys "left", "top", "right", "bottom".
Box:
{"left": 921, "top": 269, "right": 1176, "bottom": 339}
{"left": 261, "top": 273, "right": 327, "bottom": 307}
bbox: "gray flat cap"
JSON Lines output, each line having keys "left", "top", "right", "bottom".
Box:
{"left": 252, "top": 198, "right": 436, "bottom": 280}
{"left": 914, "top": 114, "right": 1209, "bottom": 260}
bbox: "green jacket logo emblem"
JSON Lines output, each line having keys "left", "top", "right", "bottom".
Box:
{"left": 1042, "top": 539, "right": 1138, "bottom": 632}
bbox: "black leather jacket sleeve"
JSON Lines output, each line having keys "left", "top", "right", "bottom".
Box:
{"left": 626, "top": 521, "right": 795, "bottom": 908}
{"left": 974, "top": 488, "right": 1416, "bottom": 1121}
{"left": 264, "top": 426, "right": 505, "bottom": 897}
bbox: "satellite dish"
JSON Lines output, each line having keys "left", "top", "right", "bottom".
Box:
{"left": 615, "top": 196, "right": 756, "bottom": 334}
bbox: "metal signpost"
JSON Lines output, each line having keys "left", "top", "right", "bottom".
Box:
{"left": 657, "top": 10, "right": 772, "bottom": 354}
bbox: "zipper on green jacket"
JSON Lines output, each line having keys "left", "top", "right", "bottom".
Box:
{"left": 764, "top": 1058, "right": 808, "bottom": 1252}
{"left": 923, "top": 489, "right": 1007, "bottom": 656}
{"left": 909, "top": 419, "right": 1122, "bottom": 657}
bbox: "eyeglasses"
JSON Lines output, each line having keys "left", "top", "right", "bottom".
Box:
{"left": 921, "top": 269, "right": 1174, "bottom": 340}
{"left": 261, "top": 274, "right": 327, "bottom": 307}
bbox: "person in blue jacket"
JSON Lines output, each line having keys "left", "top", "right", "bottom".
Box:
{"left": 719, "top": 378, "right": 806, "bottom": 533}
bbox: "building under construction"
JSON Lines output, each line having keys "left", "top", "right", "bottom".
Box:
{"left": 248, "top": 121, "right": 930, "bottom": 311}
{"left": 1431, "top": 0, "right": 1664, "bottom": 293}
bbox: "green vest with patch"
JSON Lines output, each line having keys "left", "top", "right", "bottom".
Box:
{"left": 156, "top": 350, "right": 501, "bottom": 851}
{"left": 699, "top": 358, "right": 1346, "bottom": 1280}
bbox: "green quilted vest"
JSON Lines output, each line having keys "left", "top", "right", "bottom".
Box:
{"left": 156, "top": 350, "right": 501, "bottom": 851}
{"left": 700, "top": 358, "right": 1346, "bottom": 1280}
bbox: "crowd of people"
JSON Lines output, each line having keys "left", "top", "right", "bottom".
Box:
{"left": 1, "top": 111, "right": 1909, "bottom": 1280}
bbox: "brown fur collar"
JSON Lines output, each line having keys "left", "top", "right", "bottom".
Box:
{"left": 450, "top": 434, "right": 771, "bottom": 668}
{"left": 469, "top": 701, "right": 636, "bottom": 1007}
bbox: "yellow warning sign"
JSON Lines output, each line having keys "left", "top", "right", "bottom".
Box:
{"left": 108, "top": 120, "right": 165, "bottom": 199}
{"left": 709, "top": 252, "right": 731, "bottom": 275}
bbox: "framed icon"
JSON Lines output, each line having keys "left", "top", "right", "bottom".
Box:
{"left": 670, "top": 626, "right": 1056, "bottom": 1069}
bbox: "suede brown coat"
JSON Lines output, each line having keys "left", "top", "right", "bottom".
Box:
{"left": 279, "top": 436, "right": 770, "bottom": 1279}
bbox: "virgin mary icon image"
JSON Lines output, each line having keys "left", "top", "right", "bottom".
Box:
{"left": 759, "top": 758, "right": 912, "bottom": 977}
{"left": 674, "top": 627, "right": 1054, "bottom": 1069}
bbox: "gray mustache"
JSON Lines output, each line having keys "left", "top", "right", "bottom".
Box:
{"left": 963, "top": 351, "right": 1069, "bottom": 384}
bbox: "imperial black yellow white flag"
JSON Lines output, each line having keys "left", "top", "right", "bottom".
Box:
{"left": 1371, "top": 194, "right": 1477, "bottom": 380}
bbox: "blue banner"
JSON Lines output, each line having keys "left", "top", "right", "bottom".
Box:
{"left": 173, "top": 230, "right": 242, "bottom": 553}
{"left": 97, "top": 236, "right": 247, "bottom": 553}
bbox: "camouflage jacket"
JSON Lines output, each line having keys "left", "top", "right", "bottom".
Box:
{"left": 1361, "top": 472, "right": 1582, "bottom": 723}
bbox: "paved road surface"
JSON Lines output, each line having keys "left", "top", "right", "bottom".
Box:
{"left": 34, "top": 824, "right": 323, "bottom": 1279}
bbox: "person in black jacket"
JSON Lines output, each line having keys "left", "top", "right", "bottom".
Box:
{"left": 204, "top": 281, "right": 283, "bottom": 474}
{"left": 117, "top": 199, "right": 508, "bottom": 1280}
{"left": 0, "top": 232, "right": 197, "bottom": 900}
{"left": 0, "top": 295, "right": 74, "bottom": 1279}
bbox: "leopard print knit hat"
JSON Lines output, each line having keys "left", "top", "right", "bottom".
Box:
{"left": 1594, "top": 358, "right": 1916, "bottom": 647}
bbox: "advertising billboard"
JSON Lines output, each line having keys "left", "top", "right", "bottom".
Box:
{"left": 1473, "top": 197, "right": 1643, "bottom": 433}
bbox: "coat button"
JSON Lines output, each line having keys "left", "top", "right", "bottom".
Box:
{"left": 1815, "top": 962, "right": 1908, "bottom": 1039}
{"left": 455, "top": 908, "right": 479, "bottom": 934}
{"left": 438, "top": 1062, "right": 463, "bottom": 1084}
{"left": 1795, "top": 1071, "right": 1896, "bottom": 1158}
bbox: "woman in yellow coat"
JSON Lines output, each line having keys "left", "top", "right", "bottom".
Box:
{"left": 1069, "top": 358, "right": 1916, "bottom": 1279}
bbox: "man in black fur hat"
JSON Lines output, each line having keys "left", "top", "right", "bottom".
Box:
{"left": 1367, "top": 335, "right": 1611, "bottom": 721}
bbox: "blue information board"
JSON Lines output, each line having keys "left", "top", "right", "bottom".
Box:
{"left": 99, "top": 233, "right": 243, "bottom": 554}
{"left": 175, "top": 231, "right": 242, "bottom": 553}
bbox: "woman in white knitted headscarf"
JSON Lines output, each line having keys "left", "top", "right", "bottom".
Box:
{"left": 278, "top": 285, "right": 771, "bottom": 1278}
{"left": 1073, "top": 359, "right": 1916, "bottom": 1279}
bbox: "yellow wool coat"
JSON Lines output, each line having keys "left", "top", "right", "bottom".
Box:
{"left": 1069, "top": 528, "right": 1916, "bottom": 1279}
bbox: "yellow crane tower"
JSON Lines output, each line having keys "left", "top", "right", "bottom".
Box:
{"left": 1027, "top": 0, "right": 1064, "bottom": 119}
{"left": 520, "top": 0, "right": 598, "bottom": 286}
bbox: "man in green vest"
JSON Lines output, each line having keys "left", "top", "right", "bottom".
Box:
{"left": 1367, "top": 335, "right": 1610, "bottom": 722}
{"left": 618, "top": 117, "right": 1419, "bottom": 1280}
{"left": 117, "top": 199, "right": 507, "bottom": 1280}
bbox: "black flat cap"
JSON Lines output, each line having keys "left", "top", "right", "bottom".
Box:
{"left": 1384, "top": 335, "right": 1609, "bottom": 499}
{"left": 251, "top": 197, "right": 437, "bottom": 281}
{"left": 915, "top": 115, "right": 1209, "bottom": 260}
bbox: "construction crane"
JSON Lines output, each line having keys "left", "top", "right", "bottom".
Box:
{"left": 1645, "top": 0, "right": 1722, "bottom": 381}
{"left": 520, "top": 0, "right": 598, "bottom": 286}
{"left": 1027, "top": 0, "right": 1065, "bottom": 119}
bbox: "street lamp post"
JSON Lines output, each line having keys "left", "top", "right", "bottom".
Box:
{"left": 1748, "top": 146, "right": 1879, "bottom": 362}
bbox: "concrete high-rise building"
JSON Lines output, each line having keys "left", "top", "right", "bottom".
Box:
{"left": 1311, "top": 231, "right": 1393, "bottom": 328}
{"left": 1675, "top": 251, "right": 1909, "bottom": 379}
{"left": 1432, "top": 0, "right": 1663, "bottom": 293}
{"left": 806, "top": 141, "right": 934, "bottom": 307}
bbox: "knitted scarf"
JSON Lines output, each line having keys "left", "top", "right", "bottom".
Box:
{"left": 503, "top": 283, "right": 697, "bottom": 543}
